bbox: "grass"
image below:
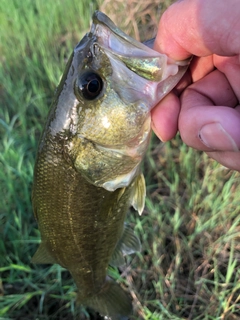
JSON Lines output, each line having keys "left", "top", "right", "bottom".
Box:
{"left": 1, "top": 0, "right": 240, "bottom": 319}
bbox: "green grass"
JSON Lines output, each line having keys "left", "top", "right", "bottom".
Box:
{"left": 1, "top": 0, "right": 240, "bottom": 319}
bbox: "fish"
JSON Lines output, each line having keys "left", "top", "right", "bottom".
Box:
{"left": 31, "top": 10, "right": 190, "bottom": 319}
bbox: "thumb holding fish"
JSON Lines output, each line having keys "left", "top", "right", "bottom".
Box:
{"left": 152, "top": 0, "right": 240, "bottom": 171}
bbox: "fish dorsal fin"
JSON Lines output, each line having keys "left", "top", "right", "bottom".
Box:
{"left": 131, "top": 173, "right": 146, "bottom": 215}
{"left": 110, "top": 224, "right": 141, "bottom": 267}
{"left": 31, "top": 243, "right": 57, "bottom": 264}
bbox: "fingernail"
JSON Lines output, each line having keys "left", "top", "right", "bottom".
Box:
{"left": 151, "top": 122, "right": 165, "bottom": 142}
{"left": 199, "top": 123, "right": 239, "bottom": 151}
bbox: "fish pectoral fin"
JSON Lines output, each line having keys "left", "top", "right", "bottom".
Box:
{"left": 110, "top": 248, "right": 125, "bottom": 267}
{"left": 77, "top": 277, "right": 132, "bottom": 319}
{"left": 31, "top": 243, "right": 57, "bottom": 264}
{"left": 131, "top": 173, "right": 146, "bottom": 215}
{"left": 110, "top": 224, "right": 141, "bottom": 267}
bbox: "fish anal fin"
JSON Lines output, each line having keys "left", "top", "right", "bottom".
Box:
{"left": 31, "top": 243, "right": 57, "bottom": 264}
{"left": 110, "top": 224, "right": 141, "bottom": 267}
{"left": 131, "top": 173, "right": 146, "bottom": 215}
{"left": 78, "top": 277, "right": 132, "bottom": 319}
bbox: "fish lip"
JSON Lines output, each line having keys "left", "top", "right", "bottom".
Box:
{"left": 91, "top": 11, "right": 190, "bottom": 84}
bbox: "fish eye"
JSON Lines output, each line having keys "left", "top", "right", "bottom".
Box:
{"left": 78, "top": 71, "right": 103, "bottom": 100}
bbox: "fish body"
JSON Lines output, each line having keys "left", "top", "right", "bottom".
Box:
{"left": 32, "top": 11, "right": 190, "bottom": 319}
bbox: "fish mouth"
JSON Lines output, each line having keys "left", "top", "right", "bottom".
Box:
{"left": 92, "top": 11, "right": 159, "bottom": 58}
{"left": 91, "top": 11, "right": 190, "bottom": 83}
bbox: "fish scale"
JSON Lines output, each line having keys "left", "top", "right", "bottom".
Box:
{"left": 33, "top": 133, "right": 135, "bottom": 290}
{"left": 32, "top": 10, "right": 190, "bottom": 319}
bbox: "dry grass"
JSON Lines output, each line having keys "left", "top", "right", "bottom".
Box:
{"left": 99, "top": 0, "right": 174, "bottom": 41}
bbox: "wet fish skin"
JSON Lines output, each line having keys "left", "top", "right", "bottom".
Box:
{"left": 32, "top": 11, "right": 190, "bottom": 319}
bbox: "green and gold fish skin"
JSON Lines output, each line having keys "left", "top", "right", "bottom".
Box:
{"left": 32, "top": 11, "right": 190, "bottom": 319}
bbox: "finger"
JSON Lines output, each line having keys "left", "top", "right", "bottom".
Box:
{"left": 182, "top": 69, "right": 238, "bottom": 107}
{"left": 150, "top": 56, "right": 214, "bottom": 142}
{"left": 180, "top": 105, "right": 240, "bottom": 152}
{"left": 151, "top": 92, "right": 180, "bottom": 141}
{"left": 173, "top": 69, "right": 192, "bottom": 95}
{"left": 179, "top": 70, "right": 240, "bottom": 152}
{"left": 214, "top": 55, "right": 240, "bottom": 102}
{"left": 190, "top": 56, "right": 214, "bottom": 82}
{"left": 151, "top": 66, "right": 192, "bottom": 141}
{"left": 206, "top": 151, "right": 240, "bottom": 171}
{"left": 155, "top": 0, "right": 240, "bottom": 59}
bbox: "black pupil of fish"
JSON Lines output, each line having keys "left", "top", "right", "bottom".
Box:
{"left": 79, "top": 72, "right": 103, "bottom": 100}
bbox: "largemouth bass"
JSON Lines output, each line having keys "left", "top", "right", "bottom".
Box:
{"left": 32, "top": 11, "right": 190, "bottom": 319}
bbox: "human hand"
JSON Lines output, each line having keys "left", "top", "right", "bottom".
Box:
{"left": 152, "top": 0, "right": 240, "bottom": 171}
